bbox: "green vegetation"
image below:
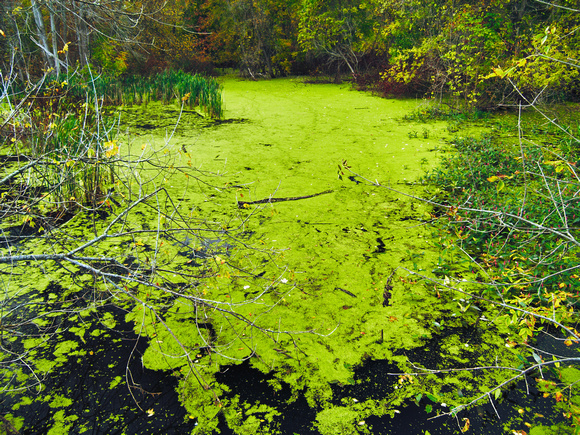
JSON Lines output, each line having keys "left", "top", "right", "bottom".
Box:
{"left": 3, "top": 1, "right": 577, "bottom": 108}
{"left": 404, "top": 108, "right": 580, "bottom": 426}
{"left": 81, "top": 70, "right": 224, "bottom": 118}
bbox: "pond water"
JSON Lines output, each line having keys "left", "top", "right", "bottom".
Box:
{"left": 1, "top": 78, "right": 575, "bottom": 434}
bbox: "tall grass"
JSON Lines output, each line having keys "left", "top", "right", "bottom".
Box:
{"left": 3, "top": 68, "right": 223, "bottom": 217}
{"left": 67, "top": 70, "right": 224, "bottom": 118}
{"left": 3, "top": 77, "right": 119, "bottom": 213}
{"left": 29, "top": 107, "right": 118, "bottom": 210}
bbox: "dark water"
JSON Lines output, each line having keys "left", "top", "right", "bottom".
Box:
{"left": 3, "top": 304, "right": 197, "bottom": 434}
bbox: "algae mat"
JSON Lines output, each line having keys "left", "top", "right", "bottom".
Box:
{"left": 2, "top": 78, "right": 554, "bottom": 434}
{"left": 121, "top": 79, "right": 529, "bottom": 434}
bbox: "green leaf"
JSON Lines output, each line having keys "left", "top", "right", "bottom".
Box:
{"left": 425, "top": 393, "right": 438, "bottom": 403}
{"left": 496, "top": 179, "right": 505, "bottom": 192}
{"left": 494, "top": 389, "right": 502, "bottom": 400}
{"left": 425, "top": 404, "right": 433, "bottom": 413}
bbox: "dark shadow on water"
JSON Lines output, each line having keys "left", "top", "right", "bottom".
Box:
{"left": 5, "top": 307, "right": 573, "bottom": 434}
{"left": 215, "top": 361, "right": 318, "bottom": 434}
{"left": 3, "top": 305, "right": 197, "bottom": 434}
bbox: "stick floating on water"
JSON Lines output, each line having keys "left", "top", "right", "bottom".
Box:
{"left": 237, "top": 190, "right": 333, "bottom": 208}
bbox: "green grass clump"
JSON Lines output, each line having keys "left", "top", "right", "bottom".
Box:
{"left": 3, "top": 78, "right": 119, "bottom": 214}
{"left": 66, "top": 70, "right": 224, "bottom": 118}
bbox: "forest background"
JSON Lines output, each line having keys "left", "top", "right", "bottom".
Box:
{"left": 2, "top": 0, "right": 579, "bottom": 107}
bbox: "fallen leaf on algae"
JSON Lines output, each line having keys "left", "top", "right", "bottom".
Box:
{"left": 461, "top": 417, "right": 470, "bottom": 433}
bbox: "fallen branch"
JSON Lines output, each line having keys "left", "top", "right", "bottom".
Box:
{"left": 237, "top": 189, "right": 333, "bottom": 208}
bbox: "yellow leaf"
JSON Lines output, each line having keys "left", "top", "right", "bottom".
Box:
{"left": 0, "top": 29, "right": 5, "bottom": 37}
{"left": 461, "top": 418, "right": 470, "bottom": 433}
{"left": 58, "top": 42, "right": 69, "bottom": 54}
{"left": 487, "top": 176, "right": 499, "bottom": 182}
{"left": 559, "top": 282, "right": 567, "bottom": 289}
{"left": 496, "top": 179, "right": 505, "bottom": 192}
{"left": 492, "top": 67, "right": 505, "bottom": 78}
{"left": 146, "top": 408, "right": 155, "bottom": 417}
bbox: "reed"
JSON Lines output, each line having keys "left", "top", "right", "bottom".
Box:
{"left": 4, "top": 68, "right": 222, "bottom": 215}
{"left": 28, "top": 101, "right": 118, "bottom": 211}
{"left": 72, "top": 70, "right": 224, "bottom": 118}
{"left": 4, "top": 77, "right": 120, "bottom": 213}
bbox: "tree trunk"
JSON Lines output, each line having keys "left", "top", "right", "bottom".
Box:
{"left": 49, "top": 1, "right": 61, "bottom": 75}
{"left": 31, "top": 0, "right": 54, "bottom": 69}
{"left": 76, "top": 2, "right": 90, "bottom": 66}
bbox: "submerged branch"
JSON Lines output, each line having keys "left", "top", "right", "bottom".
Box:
{"left": 237, "top": 189, "right": 333, "bottom": 208}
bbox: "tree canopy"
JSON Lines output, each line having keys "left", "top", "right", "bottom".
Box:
{"left": 1, "top": 0, "right": 578, "bottom": 106}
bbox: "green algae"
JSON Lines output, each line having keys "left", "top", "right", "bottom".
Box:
{"left": 120, "top": 78, "right": 533, "bottom": 432}
{"left": 49, "top": 394, "right": 73, "bottom": 408}
{"left": 113, "top": 78, "right": 579, "bottom": 433}
{"left": 315, "top": 405, "right": 369, "bottom": 434}
{"left": 2, "top": 77, "right": 577, "bottom": 433}
{"left": 46, "top": 409, "right": 78, "bottom": 435}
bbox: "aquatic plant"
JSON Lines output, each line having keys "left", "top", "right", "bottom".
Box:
{"left": 64, "top": 69, "right": 224, "bottom": 118}
{"left": 347, "top": 104, "right": 580, "bottom": 429}
{"left": 1, "top": 76, "right": 119, "bottom": 213}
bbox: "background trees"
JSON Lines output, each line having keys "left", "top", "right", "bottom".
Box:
{"left": 378, "top": 0, "right": 580, "bottom": 106}
{"left": 297, "top": 0, "right": 379, "bottom": 80}
{"left": 0, "top": 0, "right": 150, "bottom": 77}
{"left": 2, "top": 0, "right": 577, "bottom": 108}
